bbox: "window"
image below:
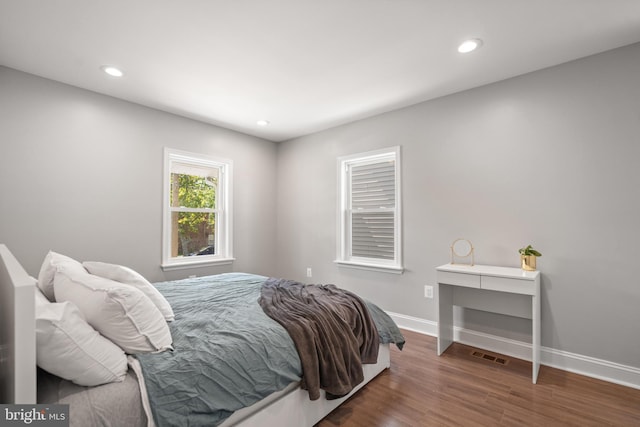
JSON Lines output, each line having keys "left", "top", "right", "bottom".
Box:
{"left": 162, "top": 148, "right": 233, "bottom": 270}
{"left": 336, "top": 146, "right": 402, "bottom": 273}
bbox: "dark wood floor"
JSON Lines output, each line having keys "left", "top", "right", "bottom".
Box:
{"left": 316, "top": 329, "right": 640, "bottom": 426}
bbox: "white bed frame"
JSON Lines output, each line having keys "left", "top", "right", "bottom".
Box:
{"left": 0, "top": 244, "right": 37, "bottom": 404}
{"left": 227, "top": 345, "right": 390, "bottom": 427}
{"left": 0, "top": 244, "right": 390, "bottom": 425}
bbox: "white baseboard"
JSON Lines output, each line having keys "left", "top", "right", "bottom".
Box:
{"left": 387, "top": 311, "right": 438, "bottom": 336}
{"left": 387, "top": 311, "right": 640, "bottom": 390}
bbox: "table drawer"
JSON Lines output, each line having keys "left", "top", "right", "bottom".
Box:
{"left": 437, "top": 271, "right": 480, "bottom": 288}
{"left": 481, "top": 275, "right": 535, "bottom": 295}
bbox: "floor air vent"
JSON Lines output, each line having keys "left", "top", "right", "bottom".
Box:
{"left": 471, "top": 350, "right": 509, "bottom": 366}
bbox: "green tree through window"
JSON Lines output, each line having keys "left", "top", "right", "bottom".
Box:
{"left": 170, "top": 173, "right": 218, "bottom": 257}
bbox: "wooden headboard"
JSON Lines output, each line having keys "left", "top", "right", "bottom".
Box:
{"left": 0, "top": 244, "right": 36, "bottom": 404}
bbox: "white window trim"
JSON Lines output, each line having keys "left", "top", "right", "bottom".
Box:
{"left": 335, "top": 146, "right": 403, "bottom": 274}
{"left": 161, "top": 148, "right": 234, "bottom": 271}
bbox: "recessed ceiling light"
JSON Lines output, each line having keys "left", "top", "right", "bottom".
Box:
{"left": 256, "top": 120, "right": 270, "bottom": 126}
{"left": 458, "top": 39, "right": 483, "bottom": 54}
{"left": 101, "top": 65, "right": 124, "bottom": 77}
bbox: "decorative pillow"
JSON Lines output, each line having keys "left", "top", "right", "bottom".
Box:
{"left": 83, "top": 261, "right": 175, "bottom": 322}
{"left": 35, "top": 288, "right": 128, "bottom": 386}
{"left": 37, "top": 251, "right": 86, "bottom": 302}
{"left": 54, "top": 264, "right": 173, "bottom": 354}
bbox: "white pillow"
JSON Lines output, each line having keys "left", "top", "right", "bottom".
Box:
{"left": 35, "top": 288, "right": 128, "bottom": 386}
{"left": 54, "top": 264, "right": 173, "bottom": 354}
{"left": 37, "top": 251, "right": 86, "bottom": 301}
{"left": 83, "top": 261, "right": 174, "bottom": 322}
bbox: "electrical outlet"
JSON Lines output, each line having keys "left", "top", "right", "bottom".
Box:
{"left": 306, "top": 268, "right": 312, "bottom": 278}
{"left": 424, "top": 285, "right": 433, "bottom": 299}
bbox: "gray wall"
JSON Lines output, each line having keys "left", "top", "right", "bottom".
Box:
{"left": 2, "top": 42, "right": 639, "bottom": 369}
{"left": 0, "top": 66, "right": 278, "bottom": 282}
{"left": 276, "top": 42, "right": 640, "bottom": 368}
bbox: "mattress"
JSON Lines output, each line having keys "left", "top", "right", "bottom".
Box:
{"left": 37, "top": 365, "right": 147, "bottom": 427}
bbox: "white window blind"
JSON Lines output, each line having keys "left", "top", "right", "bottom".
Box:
{"left": 350, "top": 161, "right": 396, "bottom": 260}
{"left": 337, "top": 147, "right": 402, "bottom": 273}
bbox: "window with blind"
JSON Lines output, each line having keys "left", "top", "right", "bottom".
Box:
{"left": 336, "top": 147, "right": 402, "bottom": 273}
{"left": 161, "top": 148, "right": 234, "bottom": 270}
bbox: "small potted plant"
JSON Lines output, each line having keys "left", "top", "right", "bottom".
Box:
{"left": 519, "top": 245, "right": 542, "bottom": 271}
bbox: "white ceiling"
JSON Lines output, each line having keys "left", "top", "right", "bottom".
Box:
{"left": 2, "top": 1, "right": 640, "bottom": 142}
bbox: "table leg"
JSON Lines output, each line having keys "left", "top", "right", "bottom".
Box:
{"left": 532, "top": 293, "right": 541, "bottom": 383}
{"left": 437, "top": 284, "right": 454, "bottom": 355}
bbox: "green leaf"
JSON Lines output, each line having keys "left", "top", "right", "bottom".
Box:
{"left": 518, "top": 244, "right": 541, "bottom": 257}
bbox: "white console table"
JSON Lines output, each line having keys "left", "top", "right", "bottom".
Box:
{"left": 436, "top": 263, "right": 541, "bottom": 383}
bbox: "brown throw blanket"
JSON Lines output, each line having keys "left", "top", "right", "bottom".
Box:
{"left": 259, "top": 278, "right": 380, "bottom": 401}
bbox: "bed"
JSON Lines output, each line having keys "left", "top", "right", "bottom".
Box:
{"left": 0, "top": 244, "right": 404, "bottom": 426}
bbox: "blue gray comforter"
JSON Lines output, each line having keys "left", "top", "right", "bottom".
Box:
{"left": 136, "top": 273, "right": 404, "bottom": 427}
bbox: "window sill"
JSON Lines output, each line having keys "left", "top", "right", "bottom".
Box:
{"left": 334, "top": 260, "right": 404, "bottom": 275}
{"left": 161, "top": 257, "right": 235, "bottom": 271}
